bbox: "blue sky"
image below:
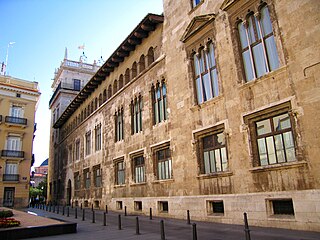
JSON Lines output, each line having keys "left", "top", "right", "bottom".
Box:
{"left": 0, "top": 0, "right": 163, "bottom": 167}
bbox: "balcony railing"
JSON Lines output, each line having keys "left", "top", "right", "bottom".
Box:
{"left": 1, "top": 150, "right": 24, "bottom": 158}
{"left": 3, "top": 174, "right": 20, "bottom": 182}
{"left": 5, "top": 116, "right": 27, "bottom": 125}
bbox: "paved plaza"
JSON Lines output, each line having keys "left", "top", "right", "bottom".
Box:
{"left": 21, "top": 206, "right": 320, "bottom": 240}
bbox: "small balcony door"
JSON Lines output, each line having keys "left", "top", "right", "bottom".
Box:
{"left": 3, "top": 187, "right": 15, "bottom": 207}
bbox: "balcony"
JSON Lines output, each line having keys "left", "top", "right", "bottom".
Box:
{"left": 3, "top": 174, "right": 20, "bottom": 182}
{"left": 5, "top": 116, "right": 27, "bottom": 127}
{"left": 1, "top": 150, "right": 25, "bottom": 159}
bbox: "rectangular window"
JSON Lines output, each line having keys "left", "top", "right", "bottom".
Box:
{"left": 84, "top": 169, "right": 90, "bottom": 189}
{"left": 132, "top": 155, "right": 145, "bottom": 183}
{"left": 116, "top": 201, "right": 123, "bottom": 210}
{"left": 134, "top": 201, "right": 143, "bottom": 211}
{"left": 115, "top": 160, "right": 125, "bottom": 185}
{"left": 74, "top": 79, "right": 81, "bottom": 91}
{"left": 202, "top": 132, "right": 227, "bottom": 174}
{"left": 238, "top": 5, "right": 279, "bottom": 82}
{"left": 272, "top": 199, "right": 294, "bottom": 215}
{"left": 152, "top": 81, "right": 167, "bottom": 125}
{"left": 94, "top": 165, "right": 102, "bottom": 187}
{"left": 131, "top": 96, "right": 143, "bottom": 134}
{"left": 6, "top": 136, "right": 21, "bottom": 151}
{"left": 207, "top": 200, "right": 224, "bottom": 215}
{"left": 154, "top": 146, "right": 172, "bottom": 180}
{"left": 74, "top": 172, "right": 80, "bottom": 190}
{"left": 10, "top": 105, "right": 23, "bottom": 118}
{"left": 194, "top": 125, "right": 228, "bottom": 174}
{"left": 115, "top": 108, "right": 124, "bottom": 142}
{"left": 85, "top": 131, "right": 91, "bottom": 156}
{"left": 75, "top": 139, "right": 80, "bottom": 161}
{"left": 245, "top": 102, "right": 296, "bottom": 167}
{"left": 193, "top": 42, "right": 219, "bottom": 104}
{"left": 158, "top": 201, "right": 169, "bottom": 213}
{"left": 95, "top": 123, "right": 102, "bottom": 151}
{"left": 68, "top": 145, "right": 73, "bottom": 163}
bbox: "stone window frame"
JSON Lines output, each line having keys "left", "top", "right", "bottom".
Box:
{"left": 74, "top": 138, "right": 81, "bottom": 161}
{"left": 83, "top": 168, "right": 91, "bottom": 189}
{"left": 93, "top": 164, "right": 102, "bottom": 188}
{"left": 184, "top": 20, "right": 222, "bottom": 106}
{"left": 190, "top": 0, "right": 204, "bottom": 11}
{"left": 85, "top": 130, "right": 91, "bottom": 156}
{"left": 193, "top": 124, "right": 230, "bottom": 176}
{"left": 130, "top": 151, "right": 146, "bottom": 184}
{"left": 114, "top": 157, "right": 126, "bottom": 186}
{"left": 151, "top": 79, "right": 168, "bottom": 125}
{"left": 95, "top": 123, "right": 102, "bottom": 152}
{"left": 265, "top": 198, "right": 295, "bottom": 219}
{"left": 152, "top": 142, "right": 172, "bottom": 181}
{"left": 206, "top": 200, "right": 225, "bottom": 216}
{"left": 115, "top": 107, "right": 124, "bottom": 142}
{"left": 131, "top": 94, "right": 143, "bottom": 135}
{"left": 74, "top": 171, "right": 81, "bottom": 190}
{"left": 244, "top": 101, "right": 299, "bottom": 168}
{"left": 225, "top": 0, "right": 284, "bottom": 84}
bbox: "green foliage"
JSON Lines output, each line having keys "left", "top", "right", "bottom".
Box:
{"left": 29, "top": 187, "right": 42, "bottom": 198}
{"left": 0, "top": 210, "right": 14, "bottom": 218}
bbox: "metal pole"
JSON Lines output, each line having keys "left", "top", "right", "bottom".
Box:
{"left": 103, "top": 212, "right": 107, "bottom": 226}
{"left": 92, "top": 210, "right": 95, "bottom": 223}
{"left": 150, "top": 207, "right": 153, "bottom": 220}
{"left": 81, "top": 203, "right": 82, "bottom": 210}
{"left": 67, "top": 207, "right": 70, "bottom": 217}
{"left": 105, "top": 204, "right": 108, "bottom": 214}
{"left": 160, "top": 220, "right": 165, "bottom": 240}
{"left": 118, "top": 214, "right": 122, "bottom": 230}
{"left": 92, "top": 204, "right": 93, "bottom": 211}
{"left": 62, "top": 206, "right": 65, "bottom": 215}
{"left": 136, "top": 217, "right": 140, "bottom": 235}
{"left": 192, "top": 223, "right": 198, "bottom": 240}
{"left": 187, "top": 210, "right": 191, "bottom": 224}
{"left": 82, "top": 209, "right": 85, "bottom": 221}
{"left": 124, "top": 206, "right": 127, "bottom": 216}
{"left": 75, "top": 207, "right": 78, "bottom": 219}
{"left": 57, "top": 205, "right": 59, "bottom": 214}
{"left": 244, "top": 212, "right": 251, "bottom": 240}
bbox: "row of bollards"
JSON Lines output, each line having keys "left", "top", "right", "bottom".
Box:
{"left": 31, "top": 204, "right": 251, "bottom": 240}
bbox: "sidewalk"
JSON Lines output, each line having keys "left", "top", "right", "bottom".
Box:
{"left": 24, "top": 206, "right": 320, "bottom": 240}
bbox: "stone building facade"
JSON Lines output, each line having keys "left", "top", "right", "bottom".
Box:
{"left": 48, "top": 0, "right": 320, "bottom": 231}
{"left": 0, "top": 75, "right": 40, "bottom": 207}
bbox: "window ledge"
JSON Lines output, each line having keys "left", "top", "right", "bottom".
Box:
{"left": 207, "top": 213, "right": 225, "bottom": 217}
{"left": 267, "top": 215, "right": 296, "bottom": 221}
{"left": 130, "top": 182, "right": 147, "bottom": 187}
{"left": 190, "top": 95, "right": 224, "bottom": 112}
{"left": 152, "top": 178, "right": 174, "bottom": 184}
{"left": 250, "top": 161, "right": 307, "bottom": 173}
{"left": 114, "top": 184, "right": 126, "bottom": 188}
{"left": 240, "top": 66, "right": 288, "bottom": 89}
{"left": 197, "top": 171, "right": 233, "bottom": 179}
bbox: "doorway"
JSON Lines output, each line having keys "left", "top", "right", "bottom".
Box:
{"left": 3, "top": 187, "right": 15, "bottom": 207}
{"left": 66, "top": 179, "right": 72, "bottom": 206}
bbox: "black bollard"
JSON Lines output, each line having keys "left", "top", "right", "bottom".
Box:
{"left": 150, "top": 207, "right": 153, "bottom": 220}
{"left": 118, "top": 214, "right": 122, "bottom": 230}
{"left": 124, "top": 206, "right": 127, "bottom": 216}
{"left": 62, "top": 206, "right": 65, "bottom": 215}
{"left": 53, "top": 205, "right": 55, "bottom": 213}
{"left": 67, "top": 207, "right": 70, "bottom": 217}
{"left": 160, "top": 220, "right": 165, "bottom": 240}
{"left": 57, "top": 205, "right": 59, "bottom": 214}
{"left": 187, "top": 210, "right": 191, "bottom": 224}
{"left": 82, "top": 209, "right": 85, "bottom": 221}
{"left": 49, "top": 204, "right": 51, "bottom": 212}
{"left": 105, "top": 204, "right": 108, "bottom": 214}
{"left": 75, "top": 207, "right": 78, "bottom": 219}
{"left": 92, "top": 210, "right": 95, "bottom": 223}
{"left": 136, "top": 217, "right": 140, "bottom": 235}
{"left": 46, "top": 204, "right": 48, "bottom": 211}
{"left": 244, "top": 212, "right": 251, "bottom": 240}
{"left": 103, "top": 212, "right": 107, "bottom": 226}
{"left": 71, "top": 202, "right": 73, "bottom": 208}
{"left": 92, "top": 204, "right": 93, "bottom": 211}
{"left": 193, "top": 223, "right": 198, "bottom": 240}
{"left": 81, "top": 203, "right": 82, "bottom": 210}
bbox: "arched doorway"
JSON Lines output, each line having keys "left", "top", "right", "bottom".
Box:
{"left": 66, "top": 179, "right": 72, "bottom": 206}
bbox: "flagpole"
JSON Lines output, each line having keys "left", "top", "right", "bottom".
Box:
{"left": 5, "top": 42, "right": 15, "bottom": 75}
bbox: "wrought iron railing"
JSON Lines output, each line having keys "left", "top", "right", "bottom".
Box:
{"left": 1, "top": 150, "right": 25, "bottom": 158}
{"left": 3, "top": 174, "right": 20, "bottom": 181}
{"left": 5, "top": 116, "right": 27, "bottom": 125}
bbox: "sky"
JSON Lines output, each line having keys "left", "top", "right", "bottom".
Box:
{"left": 0, "top": 0, "right": 163, "bottom": 167}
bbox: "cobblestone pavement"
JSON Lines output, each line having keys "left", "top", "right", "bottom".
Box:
{"left": 24, "top": 206, "right": 320, "bottom": 240}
